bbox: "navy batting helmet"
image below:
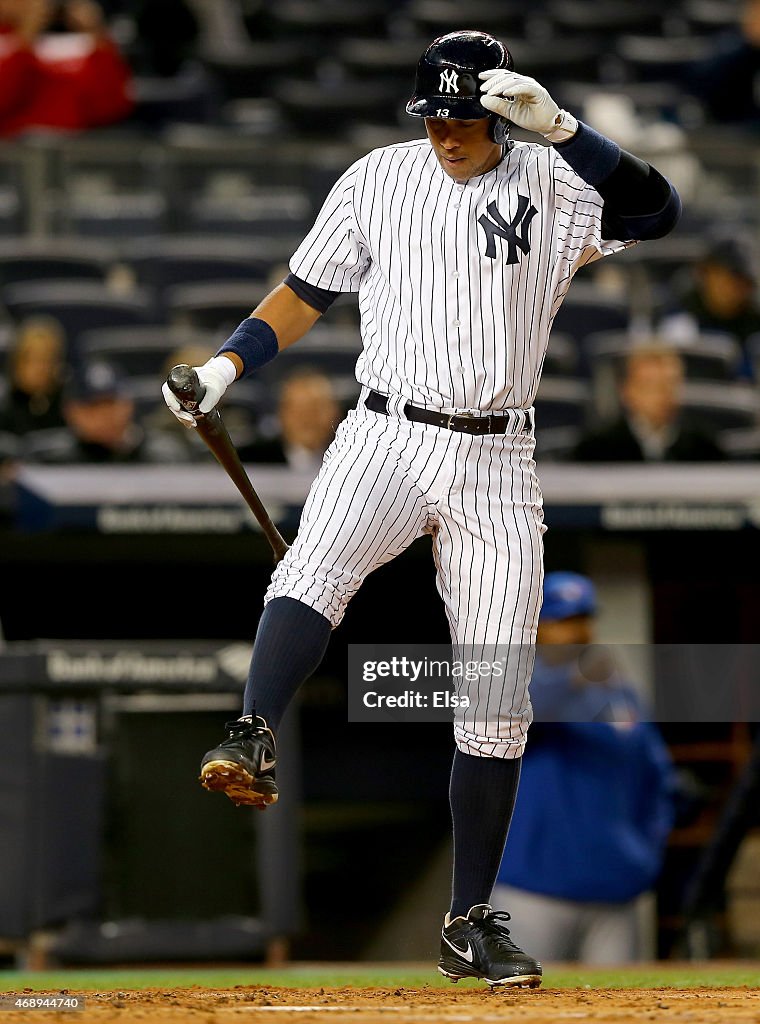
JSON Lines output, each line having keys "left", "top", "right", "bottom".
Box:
{"left": 406, "top": 29, "right": 514, "bottom": 144}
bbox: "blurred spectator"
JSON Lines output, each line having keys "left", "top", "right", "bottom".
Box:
{"left": 660, "top": 237, "right": 760, "bottom": 379}
{"left": 0, "top": 0, "right": 134, "bottom": 138}
{"left": 573, "top": 345, "right": 726, "bottom": 462}
{"left": 492, "top": 572, "right": 675, "bottom": 963}
{"left": 682, "top": 0, "right": 760, "bottom": 129}
{"left": 0, "top": 316, "right": 67, "bottom": 438}
{"left": 240, "top": 368, "right": 340, "bottom": 475}
{"left": 31, "top": 360, "right": 190, "bottom": 463}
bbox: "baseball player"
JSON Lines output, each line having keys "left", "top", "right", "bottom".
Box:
{"left": 163, "top": 30, "right": 681, "bottom": 987}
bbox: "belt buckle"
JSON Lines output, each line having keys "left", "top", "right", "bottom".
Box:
{"left": 455, "top": 410, "right": 487, "bottom": 434}
{"left": 458, "top": 410, "right": 486, "bottom": 434}
{"left": 445, "top": 411, "right": 457, "bottom": 431}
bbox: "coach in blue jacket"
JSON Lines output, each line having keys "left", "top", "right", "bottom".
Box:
{"left": 491, "top": 572, "right": 675, "bottom": 963}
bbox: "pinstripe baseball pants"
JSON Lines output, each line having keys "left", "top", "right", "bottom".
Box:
{"left": 266, "top": 398, "right": 547, "bottom": 758}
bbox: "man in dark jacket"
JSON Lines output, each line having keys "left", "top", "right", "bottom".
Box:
{"left": 574, "top": 345, "right": 725, "bottom": 462}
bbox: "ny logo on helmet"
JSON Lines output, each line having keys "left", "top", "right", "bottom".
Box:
{"left": 439, "top": 69, "right": 459, "bottom": 94}
{"left": 478, "top": 196, "right": 538, "bottom": 262}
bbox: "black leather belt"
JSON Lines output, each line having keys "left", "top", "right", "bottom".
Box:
{"left": 365, "top": 390, "right": 532, "bottom": 435}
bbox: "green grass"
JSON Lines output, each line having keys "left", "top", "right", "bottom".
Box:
{"left": 0, "top": 963, "right": 758, "bottom": 992}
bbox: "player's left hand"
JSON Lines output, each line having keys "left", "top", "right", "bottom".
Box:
{"left": 479, "top": 70, "right": 569, "bottom": 139}
{"left": 162, "top": 356, "right": 236, "bottom": 427}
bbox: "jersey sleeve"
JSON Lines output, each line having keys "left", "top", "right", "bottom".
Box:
{"left": 550, "top": 146, "right": 636, "bottom": 274}
{"left": 289, "top": 158, "right": 371, "bottom": 292}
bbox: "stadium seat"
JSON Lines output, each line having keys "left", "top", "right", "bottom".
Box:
{"left": 679, "top": 0, "right": 742, "bottom": 35}
{"left": 53, "top": 192, "right": 169, "bottom": 239}
{"left": 273, "top": 77, "right": 403, "bottom": 138}
{"left": 552, "top": 285, "right": 630, "bottom": 372}
{"left": 497, "top": 38, "right": 602, "bottom": 90}
{"left": 745, "top": 333, "right": 760, "bottom": 381}
{"left": 78, "top": 326, "right": 218, "bottom": 378}
{"left": 0, "top": 322, "right": 12, "bottom": 373}
{"left": 257, "top": 325, "right": 362, "bottom": 393}
{"left": 612, "top": 233, "right": 708, "bottom": 289}
{"left": 542, "top": 332, "right": 579, "bottom": 377}
{"left": 266, "top": 1, "right": 389, "bottom": 43}
{"left": 679, "top": 381, "right": 760, "bottom": 432}
{"left": 131, "top": 64, "right": 219, "bottom": 130}
{"left": 404, "top": 0, "right": 527, "bottom": 38}
{"left": 1, "top": 282, "right": 158, "bottom": 357}
{"left": 119, "top": 238, "right": 272, "bottom": 316}
{"left": 203, "top": 41, "right": 308, "bottom": 101}
{"left": 53, "top": 135, "right": 163, "bottom": 193}
{"left": 533, "top": 377, "right": 592, "bottom": 430}
{"left": 166, "top": 281, "right": 271, "bottom": 333}
{"left": 534, "top": 425, "right": 582, "bottom": 462}
{"left": 671, "top": 333, "right": 744, "bottom": 381}
{"left": 337, "top": 37, "right": 433, "bottom": 83}
{"left": 556, "top": 80, "right": 689, "bottom": 126}
{"left": 183, "top": 188, "right": 313, "bottom": 238}
{"left": 221, "top": 98, "right": 287, "bottom": 137}
{"left": 613, "top": 34, "right": 713, "bottom": 82}
{"left": 586, "top": 330, "right": 744, "bottom": 381}
{"left": 718, "top": 427, "right": 760, "bottom": 461}
{"left": 161, "top": 140, "right": 308, "bottom": 203}
{"left": 546, "top": 0, "right": 665, "bottom": 38}
{"left": 0, "top": 239, "right": 115, "bottom": 287}
{"left": 0, "top": 186, "right": 21, "bottom": 234}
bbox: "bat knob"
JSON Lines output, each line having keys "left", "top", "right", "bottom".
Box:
{"left": 166, "top": 363, "right": 206, "bottom": 414}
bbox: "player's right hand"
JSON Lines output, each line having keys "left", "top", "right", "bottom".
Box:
{"left": 162, "top": 355, "right": 237, "bottom": 427}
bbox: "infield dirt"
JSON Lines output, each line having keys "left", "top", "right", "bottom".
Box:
{"left": 5, "top": 985, "right": 760, "bottom": 1023}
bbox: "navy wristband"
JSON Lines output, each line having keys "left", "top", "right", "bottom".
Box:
{"left": 217, "top": 317, "right": 279, "bottom": 379}
{"left": 554, "top": 120, "right": 621, "bottom": 187}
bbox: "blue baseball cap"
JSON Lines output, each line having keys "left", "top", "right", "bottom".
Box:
{"left": 540, "top": 572, "right": 597, "bottom": 622}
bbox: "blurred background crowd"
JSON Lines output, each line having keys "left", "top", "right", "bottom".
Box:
{"left": 1, "top": 0, "right": 760, "bottom": 480}
{"left": 2, "top": 0, "right": 760, "bottom": 974}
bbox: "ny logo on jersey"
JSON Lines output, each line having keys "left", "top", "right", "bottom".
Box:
{"left": 478, "top": 195, "right": 538, "bottom": 262}
{"left": 439, "top": 68, "right": 459, "bottom": 94}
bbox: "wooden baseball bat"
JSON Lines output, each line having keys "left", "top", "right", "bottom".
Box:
{"left": 166, "top": 364, "right": 290, "bottom": 564}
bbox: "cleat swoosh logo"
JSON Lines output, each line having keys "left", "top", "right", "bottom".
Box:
{"left": 442, "top": 934, "right": 474, "bottom": 962}
{"left": 259, "top": 754, "right": 276, "bottom": 771}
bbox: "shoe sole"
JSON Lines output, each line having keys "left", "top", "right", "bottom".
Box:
{"left": 199, "top": 759, "right": 279, "bottom": 809}
{"left": 438, "top": 966, "right": 542, "bottom": 989}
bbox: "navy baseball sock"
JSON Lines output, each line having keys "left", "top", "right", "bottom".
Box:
{"left": 448, "top": 749, "right": 522, "bottom": 920}
{"left": 242, "top": 596, "right": 332, "bottom": 732}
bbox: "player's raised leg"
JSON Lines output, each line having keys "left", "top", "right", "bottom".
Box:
{"left": 200, "top": 408, "right": 444, "bottom": 807}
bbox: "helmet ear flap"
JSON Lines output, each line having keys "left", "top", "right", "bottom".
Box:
{"left": 489, "top": 115, "right": 509, "bottom": 145}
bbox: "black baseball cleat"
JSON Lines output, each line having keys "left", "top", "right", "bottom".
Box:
{"left": 438, "top": 904, "right": 542, "bottom": 988}
{"left": 199, "top": 715, "right": 278, "bottom": 809}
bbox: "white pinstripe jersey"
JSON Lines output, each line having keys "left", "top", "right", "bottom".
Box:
{"left": 290, "top": 138, "right": 634, "bottom": 414}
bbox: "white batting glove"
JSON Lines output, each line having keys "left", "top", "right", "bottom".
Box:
{"left": 479, "top": 70, "right": 578, "bottom": 142}
{"left": 161, "top": 355, "right": 237, "bottom": 428}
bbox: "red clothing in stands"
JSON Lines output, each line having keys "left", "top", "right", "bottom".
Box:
{"left": 0, "top": 29, "right": 133, "bottom": 137}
